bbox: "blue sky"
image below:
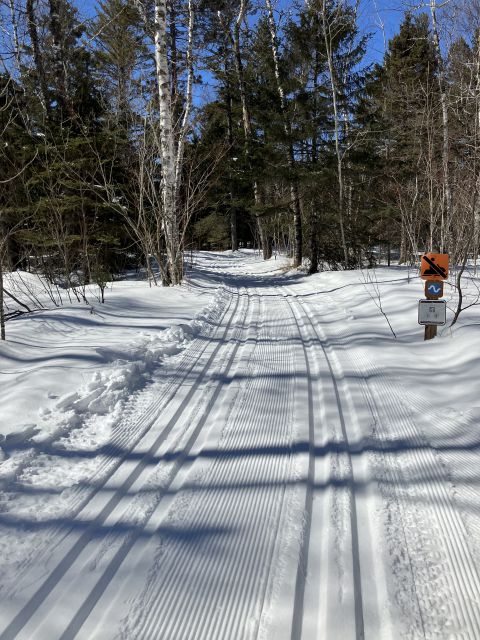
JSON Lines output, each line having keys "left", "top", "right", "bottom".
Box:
{"left": 74, "top": 1, "right": 408, "bottom": 111}
{"left": 251, "top": 0, "right": 406, "bottom": 65}
{"left": 79, "top": 0, "right": 406, "bottom": 68}
{"left": 355, "top": 0, "right": 406, "bottom": 65}
{"left": 278, "top": 0, "right": 406, "bottom": 65}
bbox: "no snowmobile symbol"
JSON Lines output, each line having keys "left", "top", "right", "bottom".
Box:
{"left": 420, "top": 253, "right": 449, "bottom": 281}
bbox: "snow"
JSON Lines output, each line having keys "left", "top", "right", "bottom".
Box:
{"left": 1, "top": 250, "right": 480, "bottom": 639}
{"left": 0, "top": 273, "right": 218, "bottom": 441}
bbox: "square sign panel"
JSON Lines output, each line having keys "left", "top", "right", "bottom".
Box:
{"left": 425, "top": 280, "right": 444, "bottom": 298}
{"left": 418, "top": 299, "right": 446, "bottom": 326}
{"left": 420, "top": 253, "right": 449, "bottom": 281}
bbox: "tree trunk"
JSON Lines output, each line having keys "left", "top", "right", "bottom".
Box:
{"left": 232, "top": 2, "right": 252, "bottom": 143}
{"left": 8, "top": 0, "right": 22, "bottom": 73}
{"left": 26, "top": 0, "right": 49, "bottom": 114}
{"left": 225, "top": 74, "right": 238, "bottom": 251}
{"left": 399, "top": 216, "right": 407, "bottom": 265}
{"left": 430, "top": 0, "right": 452, "bottom": 254}
{"left": 154, "top": 0, "right": 181, "bottom": 284}
{"left": 48, "top": 0, "right": 76, "bottom": 120}
{"left": 0, "top": 243, "right": 5, "bottom": 340}
{"left": 309, "top": 210, "right": 319, "bottom": 274}
{"left": 259, "top": 220, "right": 272, "bottom": 260}
{"left": 173, "top": 0, "right": 194, "bottom": 199}
{"left": 228, "top": 2, "right": 267, "bottom": 258}
{"left": 169, "top": 0, "right": 180, "bottom": 123}
{"left": 473, "top": 30, "right": 480, "bottom": 271}
{"left": 322, "top": 0, "right": 348, "bottom": 267}
{"left": 265, "top": 0, "right": 303, "bottom": 268}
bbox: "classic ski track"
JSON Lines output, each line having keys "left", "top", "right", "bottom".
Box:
{"left": 281, "top": 286, "right": 365, "bottom": 640}
{"left": 278, "top": 288, "right": 315, "bottom": 640}
{"left": 117, "top": 285, "right": 298, "bottom": 640}
{"left": 303, "top": 289, "right": 480, "bottom": 638}
{"left": 51, "top": 284, "right": 254, "bottom": 640}
{"left": 0, "top": 284, "right": 233, "bottom": 594}
{"left": 5, "top": 268, "right": 480, "bottom": 639}
{"left": 116, "top": 287, "right": 261, "bottom": 640}
{"left": 0, "top": 283, "right": 248, "bottom": 640}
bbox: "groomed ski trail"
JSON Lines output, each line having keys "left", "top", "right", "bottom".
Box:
{"left": 2, "top": 255, "right": 480, "bottom": 639}
{"left": 291, "top": 280, "right": 480, "bottom": 640}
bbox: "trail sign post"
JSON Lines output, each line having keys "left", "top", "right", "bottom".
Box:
{"left": 419, "top": 253, "right": 448, "bottom": 340}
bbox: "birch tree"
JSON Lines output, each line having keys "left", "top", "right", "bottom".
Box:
{"left": 135, "top": 0, "right": 195, "bottom": 284}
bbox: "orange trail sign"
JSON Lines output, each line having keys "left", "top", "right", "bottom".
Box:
{"left": 420, "top": 253, "right": 449, "bottom": 281}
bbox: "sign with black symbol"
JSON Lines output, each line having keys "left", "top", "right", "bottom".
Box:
{"left": 420, "top": 253, "right": 449, "bottom": 281}
{"left": 418, "top": 299, "right": 446, "bottom": 326}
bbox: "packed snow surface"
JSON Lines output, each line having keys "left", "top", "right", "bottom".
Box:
{"left": 1, "top": 250, "right": 480, "bottom": 639}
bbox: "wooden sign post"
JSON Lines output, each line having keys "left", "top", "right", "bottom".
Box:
{"left": 419, "top": 253, "right": 448, "bottom": 341}
{"left": 424, "top": 289, "right": 439, "bottom": 340}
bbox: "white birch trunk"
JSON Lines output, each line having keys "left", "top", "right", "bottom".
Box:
{"left": 154, "top": 0, "right": 180, "bottom": 283}
{"left": 233, "top": 1, "right": 252, "bottom": 141}
{"left": 134, "top": 0, "right": 194, "bottom": 284}
{"left": 174, "top": 0, "right": 194, "bottom": 199}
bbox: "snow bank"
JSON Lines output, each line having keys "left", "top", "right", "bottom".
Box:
{"left": 0, "top": 271, "right": 229, "bottom": 465}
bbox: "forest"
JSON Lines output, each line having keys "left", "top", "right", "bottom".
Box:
{"left": 0, "top": 0, "right": 479, "bottom": 335}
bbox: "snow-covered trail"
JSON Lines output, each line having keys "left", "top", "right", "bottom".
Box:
{"left": 1, "top": 253, "right": 480, "bottom": 639}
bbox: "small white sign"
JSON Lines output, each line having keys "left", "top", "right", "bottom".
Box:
{"left": 418, "top": 299, "right": 446, "bottom": 326}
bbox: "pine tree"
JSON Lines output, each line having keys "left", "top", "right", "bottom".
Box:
{"left": 284, "top": 0, "right": 368, "bottom": 270}
{"left": 364, "top": 13, "right": 439, "bottom": 262}
{"left": 13, "top": 0, "right": 131, "bottom": 291}
{"left": 94, "top": 0, "right": 145, "bottom": 121}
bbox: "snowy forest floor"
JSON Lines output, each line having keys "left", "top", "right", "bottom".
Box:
{"left": 1, "top": 250, "right": 480, "bottom": 639}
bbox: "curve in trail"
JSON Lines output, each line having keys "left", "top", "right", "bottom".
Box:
{"left": 0, "top": 285, "right": 246, "bottom": 640}
{"left": 112, "top": 286, "right": 298, "bottom": 640}
{"left": 282, "top": 287, "right": 365, "bottom": 640}
{"left": 302, "top": 291, "right": 480, "bottom": 639}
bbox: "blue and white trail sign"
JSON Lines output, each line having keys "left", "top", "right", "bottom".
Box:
{"left": 425, "top": 281, "right": 444, "bottom": 298}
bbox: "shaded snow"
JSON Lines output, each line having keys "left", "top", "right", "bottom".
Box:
{"left": 1, "top": 250, "right": 480, "bottom": 639}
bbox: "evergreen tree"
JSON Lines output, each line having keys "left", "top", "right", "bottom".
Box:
{"left": 94, "top": 0, "right": 146, "bottom": 121}
{"left": 285, "top": 0, "right": 368, "bottom": 270}
{"left": 13, "top": 0, "right": 131, "bottom": 291}
{"left": 362, "top": 13, "right": 439, "bottom": 262}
